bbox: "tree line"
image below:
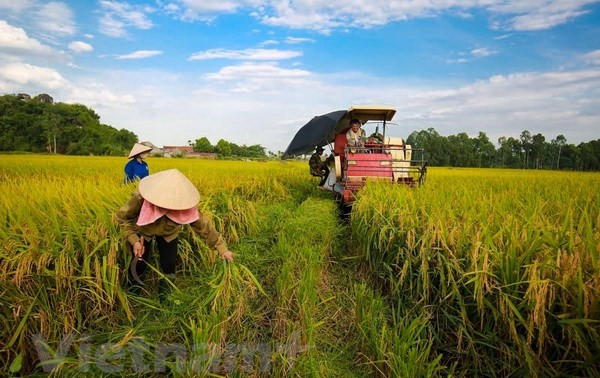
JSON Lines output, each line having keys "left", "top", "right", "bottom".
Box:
{"left": 0, "top": 94, "right": 137, "bottom": 155}
{"left": 190, "top": 137, "right": 267, "bottom": 158}
{"left": 406, "top": 128, "right": 600, "bottom": 171}
{"left": 0, "top": 93, "right": 269, "bottom": 158}
{"left": 2, "top": 93, "right": 597, "bottom": 168}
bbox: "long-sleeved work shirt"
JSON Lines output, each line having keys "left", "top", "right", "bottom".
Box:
{"left": 115, "top": 191, "right": 228, "bottom": 255}
{"left": 124, "top": 159, "right": 149, "bottom": 183}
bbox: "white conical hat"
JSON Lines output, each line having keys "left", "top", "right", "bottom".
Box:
{"left": 138, "top": 169, "right": 200, "bottom": 210}
{"left": 128, "top": 143, "right": 153, "bottom": 158}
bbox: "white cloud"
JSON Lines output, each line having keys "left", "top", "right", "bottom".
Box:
{"left": 162, "top": 3, "right": 180, "bottom": 13}
{"left": 66, "top": 83, "right": 136, "bottom": 107}
{"left": 447, "top": 58, "right": 468, "bottom": 64}
{"left": 0, "top": 20, "right": 63, "bottom": 59}
{"left": 205, "top": 62, "right": 310, "bottom": 80}
{"left": 157, "top": 0, "right": 251, "bottom": 22}
{"left": 0, "top": 62, "right": 136, "bottom": 109}
{"left": 447, "top": 46, "right": 498, "bottom": 63}
{"left": 3, "top": 1, "right": 595, "bottom": 151}
{"left": 35, "top": 2, "right": 76, "bottom": 36}
{"left": 258, "top": 40, "right": 279, "bottom": 46}
{"left": 581, "top": 50, "right": 600, "bottom": 65}
{"left": 48, "top": 64, "right": 598, "bottom": 154}
{"left": 488, "top": 0, "right": 597, "bottom": 30}
{"left": 68, "top": 41, "right": 93, "bottom": 53}
{"left": 189, "top": 48, "right": 302, "bottom": 61}
{"left": 0, "top": 0, "right": 36, "bottom": 13}
{"left": 471, "top": 47, "right": 497, "bottom": 57}
{"left": 99, "top": 0, "right": 155, "bottom": 37}
{"left": 179, "top": 0, "right": 238, "bottom": 13}
{"left": 99, "top": 14, "right": 127, "bottom": 38}
{"left": 116, "top": 50, "right": 163, "bottom": 59}
{"left": 168, "top": 0, "right": 599, "bottom": 32}
{"left": 507, "top": 9, "right": 587, "bottom": 31}
{"left": 285, "top": 37, "right": 315, "bottom": 44}
{"left": 203, "top": 62, "right": 313, "bottom": 92}
{"left": 259, "top": 5, "right": 342, "bottom": 34}
{"left": 0, "top": 62, "right": 68, "bottom": 90}
{"left": 395, "top": 69, "right": 600, "bottom": 142}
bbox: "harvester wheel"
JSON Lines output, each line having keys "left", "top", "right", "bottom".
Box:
{"left": 334, "top": 156, "right": 342, "bottom": 179}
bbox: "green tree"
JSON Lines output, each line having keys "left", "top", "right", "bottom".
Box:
{"left": 229, "top": 142, "right": 242, "bottom": 156}
{"left": 246, "top": 144, "right": 266, "bottom": 158}
{"left": 520, "top": 130, "right": 532, "bottom": 168}
{"left": 497, "top": 137, "right": 509, "bottom": 166}
{"left": 41, "top": 111, "right": 62, "bottom": 153}
{"left": 448, "top": 133, "right": 476, "bottom": 167}
{"left": 215, "top": 139, "right": 232, "bottom": 156}
{"left": 561, "top": 144, "right": 579, "bottom": 170}
{"left": 552, "top": 135, "right": 567, "bottom": 169}
{"left": 407, "top": 128, "right": 451, "bottom": 166}
{"left": 472, "top": 132, "right": 495, "bottom": 167}
{"left": 496, "top": 137, "right": 523, "bottom": 168}
{"left": 578, "top": 140, "right": 600, "bottom": 171}
{"left": 114, "top": 129, "right": 138, "bottom": 152}
{"left": 0, "top": 93, "right": 138, "bottom": 155}
{"left": 531, "top": 133, "right": 546, "bottom": 169}
{"left": 192, "top": 137, "right": 214, "bottom": 153}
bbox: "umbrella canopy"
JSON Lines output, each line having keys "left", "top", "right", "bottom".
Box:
{"left": 282, "top": 110, "right": 347, "bottom": 159}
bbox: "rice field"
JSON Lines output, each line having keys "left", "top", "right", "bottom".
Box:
{"left": 1, "top": 155, "right": 598, "bottom": 377}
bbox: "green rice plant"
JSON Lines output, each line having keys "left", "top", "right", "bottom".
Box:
{"left": 179, "top": 311, "right": 224, "bottom": 375}
{"left": 204, "top": 260, "right": 267, "bottom": 325}
{"left": 353, "top": 283, "right": 445, "bottom": 377}
{"left": 3, "top": 155, "right": 596, "bottom": 376}
{"left": 269, "top": 198, "right": 341, "bottom": 377}
{"left": 204, "top": 192, "right": 259, "bottom": 245}
{"left": 0, "top": 155, "right": 308, "bottom": 374}
{"left": 349, "top": 168, "right": 600, "bottom": 377}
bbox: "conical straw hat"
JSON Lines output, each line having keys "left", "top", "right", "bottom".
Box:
{"left": 128, "top": 143, "right": 153, "bottom": 158}
{"left": 138, "top": 169, "right": 200, "bottom": 210}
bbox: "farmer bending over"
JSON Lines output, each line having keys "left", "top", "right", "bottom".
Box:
{"left": 115, "top": 169, "right": 234, "bottom": 300}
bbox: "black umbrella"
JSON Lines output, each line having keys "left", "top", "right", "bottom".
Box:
{"left": 281, "top": 110, "right": 347, "bottom": 159}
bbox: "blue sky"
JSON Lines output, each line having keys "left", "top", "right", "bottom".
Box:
{"left": 1, "top": 0, "right": 599, "bottom": 153}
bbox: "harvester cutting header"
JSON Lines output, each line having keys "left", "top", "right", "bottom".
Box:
{"left": 283, "top": 105, "right": 427, "bottom": 206}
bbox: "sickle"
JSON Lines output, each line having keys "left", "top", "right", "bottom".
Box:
{"left": 130, "top": 236, "right": 145, "bottom": 286}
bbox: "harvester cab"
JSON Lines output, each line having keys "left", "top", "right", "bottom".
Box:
{"left": 332, "top": 106, "right": 427, "bottom": 205}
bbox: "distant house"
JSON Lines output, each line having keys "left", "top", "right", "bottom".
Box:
{"left": 162, "top": 145, "right": 194, "bottom": 157}
{"left": 162, "top": 146, "right": 218, "bottom": 159}
{"left": 187, "top": 152, "right": 218, "bottom": 159}
{"left": 139, "top": 141, "right": 163, "bottom": 155}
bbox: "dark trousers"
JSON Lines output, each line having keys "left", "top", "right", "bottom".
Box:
{"left": 318, "top": 165, "right": 330, "bottom": 186}
{"left": 129, "top": 236, "right": 179, "bottom": 281}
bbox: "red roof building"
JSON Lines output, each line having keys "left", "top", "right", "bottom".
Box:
{"left": 162, "top": 146, "right": 217, "bottom": 158}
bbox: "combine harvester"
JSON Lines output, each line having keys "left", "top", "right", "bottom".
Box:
{"left": 283, "top": 105, "right": 427, "bottom": 209}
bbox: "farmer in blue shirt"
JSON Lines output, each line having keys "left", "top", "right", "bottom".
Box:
{"left": 124, "top": 143, "right": 152, "bottom": 183}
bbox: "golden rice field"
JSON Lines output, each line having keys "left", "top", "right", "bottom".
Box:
{"left": 1, "top": 155, "right": 599, "bottom": 377}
